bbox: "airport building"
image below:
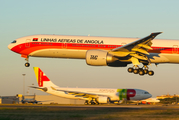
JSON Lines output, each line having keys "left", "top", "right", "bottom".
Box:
{"left": 156, "top": 94, "right": 179, "bottom": 99}
{"left": 0, "top": 94, "right": 85, "bottom": 104}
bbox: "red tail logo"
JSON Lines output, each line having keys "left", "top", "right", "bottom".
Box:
{"left": 38, "top": 68, "right": 50, "bottom": 87}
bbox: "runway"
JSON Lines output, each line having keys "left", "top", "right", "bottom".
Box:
{"left": 0, "top": 104, "right": 179, "bottom": 110}
{"left": 1, "top": 104, "right": 179, "bottom": 119}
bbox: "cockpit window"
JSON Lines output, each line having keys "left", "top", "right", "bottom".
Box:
{"left": 11, "top": 40, "right": 16, "bottom": 43}
{"left": 144, "top": 92, "right": 149, "bottom": 94}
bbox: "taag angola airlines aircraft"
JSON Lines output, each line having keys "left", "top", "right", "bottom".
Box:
{"left": 8, "top": 32, "right": 179, "bottom": 76}
{"left": 30, "top": 67, "right": 152, "bottom": 105}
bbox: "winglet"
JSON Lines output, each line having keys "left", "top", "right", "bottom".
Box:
{"left": 150, "top": 32, "right": 162, "bottom": 38}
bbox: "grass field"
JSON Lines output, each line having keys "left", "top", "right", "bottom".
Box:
{"left": 0, "top": 105, "right": 179, "bottom": 120}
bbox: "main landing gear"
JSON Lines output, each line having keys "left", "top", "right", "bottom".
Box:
{"left": 25, "top": 57, "right": 30, "bottom": 67}
{"left": 84, "top": 100, "right": 99, "bottom": 105}
{"left": 127, "top": 65, "right": 154, "bottom": 76}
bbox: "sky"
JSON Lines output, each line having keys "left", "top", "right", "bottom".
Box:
{"left": 1, "top": 0, "right": 179, "bottom": 97}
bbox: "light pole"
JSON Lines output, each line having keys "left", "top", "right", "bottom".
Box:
{"left": 176, "top": 94, "right": 178, "bottom": 104}
{"left": 32, "top": 83, "right": 34, "bottom": 95}
{"left": 22, "top": 74, "right": 26, "bottom": 96}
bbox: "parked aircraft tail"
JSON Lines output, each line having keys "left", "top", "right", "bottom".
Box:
{"left": 33, "top": 67, "right": 58, "bottom": 88}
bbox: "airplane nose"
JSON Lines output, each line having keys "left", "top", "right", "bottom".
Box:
{"left": 146, "top": 93, "right": 152, "bottom": 99}
{"left": 8, "top": 44, "right": 13, "bottom": 50}
{"left": 149, "top": 94, "right": 152, "bottom": 98}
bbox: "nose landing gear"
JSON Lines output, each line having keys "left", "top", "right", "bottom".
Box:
{"left": 25, "top": 63, "right": 30, "bottom": 67}
{"left": 127, "top": 65, "right": 154, "bottom": 76}
{"left": 25, "top": 57, "right": 30, "bottom": 67}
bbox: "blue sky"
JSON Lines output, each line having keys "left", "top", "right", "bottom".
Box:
{"left": 1, "top": 0, "right": 179, "bottom": 97}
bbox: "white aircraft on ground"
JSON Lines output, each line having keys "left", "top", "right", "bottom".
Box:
{"left": 140, "top": 98, "right": 160, "bottom": 104}
{"left": 30, "top": 67, "right": 152, "bottom": 105}
{"left": 131, "top": 98, "right": 160, "bottom": 105}
{"left": 8, "top": 32, "right": 179, "bottom": 76}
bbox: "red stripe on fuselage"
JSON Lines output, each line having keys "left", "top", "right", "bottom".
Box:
{"left": 11, "top": 42, "right": 175, "bottom": 56}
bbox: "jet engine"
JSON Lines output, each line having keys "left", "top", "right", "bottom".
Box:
{"left": 86, "top": 50, "right": 128, "bottom": 67}
{"left": 97, "top": 96, "right": 109, "bottom": 103}
{"left": 86, "top": 50, "right": 117, "bottom": 66}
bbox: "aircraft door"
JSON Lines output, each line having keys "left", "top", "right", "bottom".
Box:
{"left": 62, "top": 43, "right": 67, "bottom": 49}
{"left": 25, "top": 39, "right": 31, "bottom": 48}
{"left": 172, "top": 45, "right": 178, "bottom": 54}
{"left": 121, "top": 42, "right": 126, "bottom": 46}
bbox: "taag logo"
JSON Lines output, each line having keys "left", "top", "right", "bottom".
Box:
{"left": 90, "top": 55, "right": 98, "bottom": 60}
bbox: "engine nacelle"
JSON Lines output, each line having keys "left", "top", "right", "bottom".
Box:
{"left": 86, "top": 50, "right": 128, "bottom": 67}
{"left": 97, "top": 96, "right": 108, "bottom": 103}
{"left": 86, "top": 50, "right": 116, "bottom": 66}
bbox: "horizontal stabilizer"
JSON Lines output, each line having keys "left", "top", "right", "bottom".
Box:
{"left": 29, "top": 86, "right": 48, "bottom": 92}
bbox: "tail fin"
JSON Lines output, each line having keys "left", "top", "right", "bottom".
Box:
{"left": 33, "top": 67, "right": 58, "bottom": 88}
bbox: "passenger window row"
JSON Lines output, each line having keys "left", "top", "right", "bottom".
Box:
{"left": 31, "top": 42, "right": 52, "bottom": 45}
{"left": 72, "top": 44, "right": 120, "bottom": 48}
{"left": 153, "top": 48, "right": 165, "bottom": 50}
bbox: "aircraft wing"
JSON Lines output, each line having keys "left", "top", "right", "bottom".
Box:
{"left": 29, "top": 86, "right": 110, "bottom": 98}
{"left": 109, "top": 32, "right": 162, "bottom": 65}
{"left": 51, "top": 87, "right": 110, "bottom": 98}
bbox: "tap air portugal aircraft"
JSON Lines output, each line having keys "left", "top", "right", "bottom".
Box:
{"left": 8, "top": 32, "right": 179, "bottom": 76}
{"left": 30, "top": 67, "right": 152, "bottom": 105}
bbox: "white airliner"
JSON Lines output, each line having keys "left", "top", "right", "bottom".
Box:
{"left": 30, "top": 67, "right": 152, "bottom": 105}
{"left": 140, "top": 98, "right": 160, "bottom": 104}
{"left": 8, "top": 32, "right": 179, "bottom": 76}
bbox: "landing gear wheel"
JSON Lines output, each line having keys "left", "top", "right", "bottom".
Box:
{"left": 143, "top": 69, "right": 148, "bottom": 74}
{"left": 96, "top": 102, "right": 99, "bottom": 105}
{"left": 127, "top": 67, "right": 133, "bottom": 73}
{"left": 139, "top": 70, "right": 144, "bottom": 76}
{"left": 25, "top": 63, "right": 30, "bottom": 67}
{"left": 148, "top": 70, "right": 154, "bottom": 76}
{"left": 84, "top": 100, "right": 89, "bottom": 105}
{"left": 133, "top": 69, "right": 139, "bottom": 74}
{"left": 91, "top": 102, "right": 96, "bottom": 105}
{"left": 107, "top": 97, "right": 111, "bottom": 104}
{"left": 24, "top": 56, "right": 30, "bottom": 67}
